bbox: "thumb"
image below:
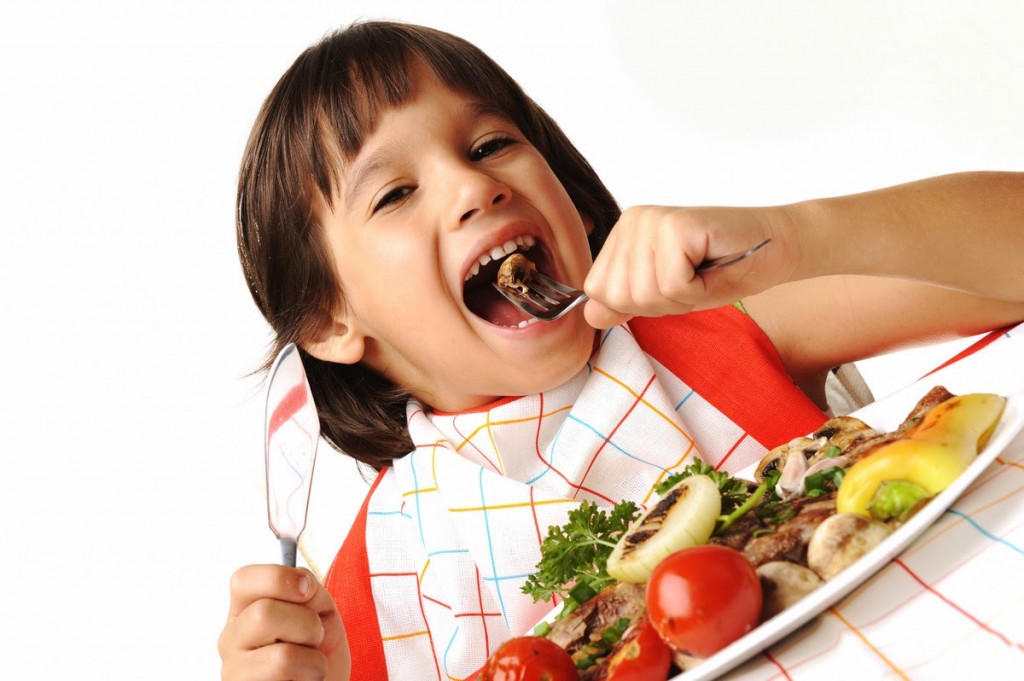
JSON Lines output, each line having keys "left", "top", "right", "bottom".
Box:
{"left": 584, "top": 299, "right": 634, "bottom": 330}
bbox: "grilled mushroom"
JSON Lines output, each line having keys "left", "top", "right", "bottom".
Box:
{"left": 754, "top": 436, "right": 813, "bottom": 485}
{"left": 807, "top": 512, "right": 891, "bottom": 580}
{"left": 756, "top": 561, "right": 824, "bottom": 619}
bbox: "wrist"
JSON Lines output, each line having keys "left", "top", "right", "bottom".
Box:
{"left": 768, "top": 200, "right": 825, "bottom": 283}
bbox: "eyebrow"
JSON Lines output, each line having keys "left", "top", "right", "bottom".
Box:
{"left": 470, "top": 99, "right": 511, "bottom": 123}
{"left": 343, "top": 143, "right": 399, "bottom": 210}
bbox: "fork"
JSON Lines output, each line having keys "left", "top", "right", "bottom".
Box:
{"left": 493, "top": 238, "right": 772, "bottom": 322}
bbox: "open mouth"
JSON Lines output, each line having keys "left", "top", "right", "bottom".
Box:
{"left": 464, "top": 235, "right": 553, "bottom": 327}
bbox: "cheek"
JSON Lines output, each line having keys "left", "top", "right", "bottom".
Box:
{"left": 351, "top": 249, "right": 461, "bottom": 341}
{"left": 546, "top": 179, "right": 594, "bottom": 253}
{"left": 345, "top": 234, "right": 427, "bottom": 294}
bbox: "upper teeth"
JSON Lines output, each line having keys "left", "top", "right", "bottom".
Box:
{"left": 465, "top": 235, "right": 537, "bottom": 281}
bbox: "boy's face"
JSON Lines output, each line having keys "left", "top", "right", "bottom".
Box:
{"left": 314, "top": 71, "right": 597, "bottom": 412}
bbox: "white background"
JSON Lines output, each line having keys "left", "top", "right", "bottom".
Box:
{"left": 2, "top": 1, "right": 1021, "bottom": 678}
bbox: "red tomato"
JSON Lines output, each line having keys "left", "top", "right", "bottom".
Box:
{"left": 645, "top": 545, "right": 762, "bottom": 658}
{"left": 604, "top": 618, "right": 672, "bottom": 681}
{"left": 478, "top": 636, "right": 578, "bottom": 681}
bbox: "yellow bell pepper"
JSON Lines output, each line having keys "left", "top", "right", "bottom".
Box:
{"left": 836, "top": 393, "right": 1006, "bottom": 521}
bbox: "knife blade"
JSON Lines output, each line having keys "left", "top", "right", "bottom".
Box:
{"left": 264, "top": 342, "right": 320, "bottom": 567}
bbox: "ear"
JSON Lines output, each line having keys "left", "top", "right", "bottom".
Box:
{"left": 582, "top": 214, "right": 595, "bottom": 236}
{"left": 304, "top": 318, "right": 366, "bottom": 365}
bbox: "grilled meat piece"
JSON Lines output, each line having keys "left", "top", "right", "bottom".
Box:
{"left": 496, "top": 253, "right": 536, "bottom": 294}
{"left": 741, "top": 496, "right": 837, "bottom": 566}
{"left": 711, "top": 508, "right": 765, "bottom": 552}
{"left": 710, "top": 493, "right": 837, "bottom": 567}
{"left": 546, "top": 582, "right": 647, "bottom": 680}
{"left": 840, "top": 386, "right": 955, "bottom": 466}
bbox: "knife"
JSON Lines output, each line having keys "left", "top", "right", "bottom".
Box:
{"left": 264, "top": 342, "right": 320, "bottom": 567}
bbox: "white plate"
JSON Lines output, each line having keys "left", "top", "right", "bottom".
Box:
{"left": 671, "top": 387, "right": 1024, "bottom": 680}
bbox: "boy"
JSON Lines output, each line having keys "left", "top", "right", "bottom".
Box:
{"left": 220, "top": 21, "right": 1024, "bottom": 680}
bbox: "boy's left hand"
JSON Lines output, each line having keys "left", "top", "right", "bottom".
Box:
{"left": 583, "top": 205, "right": 786, "bottom": 329}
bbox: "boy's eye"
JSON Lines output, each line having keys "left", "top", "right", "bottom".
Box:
{"left": 471, "top": 136, "right": 517, "bottom": 161}
{"left": 372, "top": 185, "right": 415, "bottom": 213}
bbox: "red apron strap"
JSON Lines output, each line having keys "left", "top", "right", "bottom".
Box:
{"left": 323, "top": 468, "right": 389, "bottom": 680}
{"left": 629, "top": 307, "right": 827, "bottom": 448}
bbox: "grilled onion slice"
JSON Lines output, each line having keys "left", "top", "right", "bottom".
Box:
{"left": 606, "top": 475, "right": 722, "bottom": 583}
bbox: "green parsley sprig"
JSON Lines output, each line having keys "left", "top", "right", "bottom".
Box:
{"left": 521, "top": 500, "right": 639, "bottom": 607}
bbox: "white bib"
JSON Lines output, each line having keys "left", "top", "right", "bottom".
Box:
{"left": 362, "top": 325, "right": 766, "bottom": 679}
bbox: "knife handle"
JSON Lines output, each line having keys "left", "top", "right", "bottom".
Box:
{"left": 280, "top": 537, "right": 298, "bottom": 567}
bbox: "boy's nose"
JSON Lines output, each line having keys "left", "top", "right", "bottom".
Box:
{"left": 450, "top": 168, "right": 510, "bottom": 226}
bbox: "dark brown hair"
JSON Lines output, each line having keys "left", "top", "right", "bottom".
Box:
{"left": 237, "top": 21, "right": 620, "bottom": 471}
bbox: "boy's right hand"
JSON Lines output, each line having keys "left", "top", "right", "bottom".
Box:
{"left": 583, "top": 205, "right": 790, "bottom": 329}
{"left": 219, "top": 564, "right": 350, "bottom": 681}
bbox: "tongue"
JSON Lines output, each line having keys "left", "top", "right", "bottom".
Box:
{"left": 465, "top": 284, "right": 533, "bottom": 327}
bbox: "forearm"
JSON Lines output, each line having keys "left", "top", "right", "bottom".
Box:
{"left": 782, "top": 171, "right": 1024, "bottom": 301}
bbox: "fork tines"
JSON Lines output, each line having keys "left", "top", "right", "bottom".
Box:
{"left": 506, "top": 274, "right": 570, "bottom": 310}
{"left": 492, "top": 269, "right": 587, "bottom": 319}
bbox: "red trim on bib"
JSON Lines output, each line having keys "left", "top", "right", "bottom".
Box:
{"left": 923, "top": 326, "right": 1012, "bottom": 377}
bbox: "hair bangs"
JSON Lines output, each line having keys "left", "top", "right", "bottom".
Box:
{"left": 313, "top": 23, "right": 539, "bottom": 199}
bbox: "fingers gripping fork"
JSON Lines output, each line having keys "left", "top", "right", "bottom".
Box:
{"left": 492, "top": 238, "right": 771, "bottom": 322}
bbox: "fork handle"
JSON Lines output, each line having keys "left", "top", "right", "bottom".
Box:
{"left": 696, "top": 238, "right": 772, "bottom": 272}
{"left": 280, "top": 537, "right": 298, "bottom": 567}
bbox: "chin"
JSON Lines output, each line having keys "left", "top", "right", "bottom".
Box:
{"left": 515, "top": 330, "right": 596, "bottom": 393}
